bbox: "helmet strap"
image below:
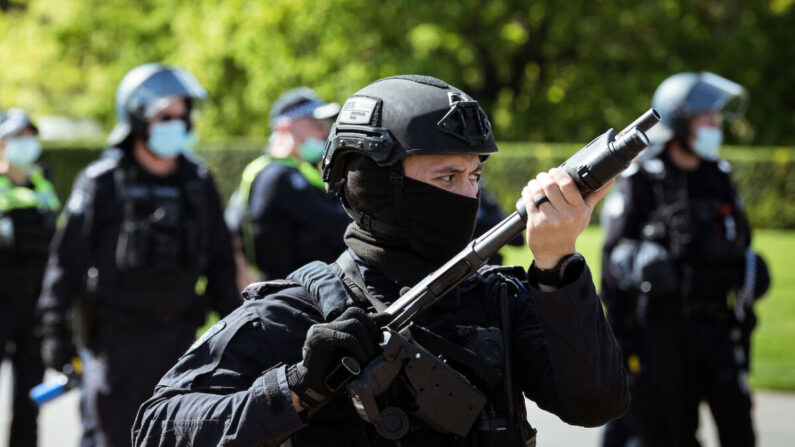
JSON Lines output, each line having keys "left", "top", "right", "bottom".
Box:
{"left": 389, "top": 164, "right": 411, "bottom": 231}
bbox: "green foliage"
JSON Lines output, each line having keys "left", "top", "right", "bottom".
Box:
{"left": 39, "top": 141, "right": 795, "bottom": 229}
{"left": 2, "top": 1, "right": 795, "bottom": 144}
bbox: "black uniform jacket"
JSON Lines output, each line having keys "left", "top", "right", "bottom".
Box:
{"left": 133, "top": 256, "right": 628, "bottom": 446}
{"left": 247, "top": 163, "right": 350, "bottom": 280}
{"left": 37, "top": 152, "right": 241, "bottom": 332}
{"left": 600, "top": 155, "right": 752, "bottom": 331}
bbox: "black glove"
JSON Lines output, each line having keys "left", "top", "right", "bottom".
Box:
{"left": 41, "top": 335, "right": 75, "bottom": 370}
{"left": 287, "top": 307, "right": 383, "bottom": 411}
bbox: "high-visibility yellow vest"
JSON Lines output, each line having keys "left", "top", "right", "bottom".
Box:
{"left": 0, "top": 168, "right": 60, "bottom": 213}
{"left": 236, "top": 155, "right": 324, "bottom": 263}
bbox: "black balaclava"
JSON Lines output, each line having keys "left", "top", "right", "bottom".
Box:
{"left": 342, "top": 155, "right": 480, "bottom": 287}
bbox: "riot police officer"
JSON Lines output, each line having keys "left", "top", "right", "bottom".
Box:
{"left": 226, "top": 87, "right": 350, "bottom": 282}
{"left": 600, "top": 72, "right": 770, "bottom": 447}
{"left": 37, "top": 63, "right": 241, "bottom": 447}
{"left": 133, "top": 75, "right": 629, "bottom": 446}
{"left": 0, "top": 109, "right": 59, "bottom": 447}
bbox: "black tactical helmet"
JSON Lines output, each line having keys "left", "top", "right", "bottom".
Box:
{"left": 649, "top": 72, "right": 747, "bottom": 144}
{"left": 108, "top": 63, "right": 207, "bottom": 146}
{"left": 321, "top": 75, "right": 498, "bottom": 191}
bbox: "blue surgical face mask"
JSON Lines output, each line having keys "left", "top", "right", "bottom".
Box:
{"left": 298, "top": 138, "right": 326, "bottom": 164}
{"left": 4, "top": 136, "right": 42, "bottom": 167}
{"left": 148, "top": 120, "right": 191, "bottom": 159}
{"left": 691, "top": 126, "right": 723, "bottom": 161}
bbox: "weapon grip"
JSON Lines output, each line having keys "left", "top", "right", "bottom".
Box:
{"left": 325, "top": 356, "right": 362, "bottom": 392}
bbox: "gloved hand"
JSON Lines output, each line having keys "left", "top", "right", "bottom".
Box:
{"left": 41, "top": 335, "right": 75, "bottom": 370}
{"left": 287, "top": 307, "right": 383, "bottom": 411}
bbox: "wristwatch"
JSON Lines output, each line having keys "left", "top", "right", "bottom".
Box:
{"left": 530, "top": 252, "right": 585, "bottom": 288}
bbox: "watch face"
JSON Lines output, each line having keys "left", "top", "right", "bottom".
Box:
{"left": 560, "top": 253, "right": 586, "bottom": 283}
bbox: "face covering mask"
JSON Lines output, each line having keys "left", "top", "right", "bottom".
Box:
{"left": 4, "top": 136, "right": 42, "bottom": 167}
{"left": 298, "top": 138, "right": 326, "bottom": 164}
{"left": 148, "top": 120, "right": 190, "bottom": 158}
{"left": 402, "top": 177, "right": 480, "bottom": 262}
{"left": 691, "top": 127, "right": 723, "bottom": 161}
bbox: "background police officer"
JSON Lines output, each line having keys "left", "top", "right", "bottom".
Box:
{"left": 0, "top": 109, "right": 59, "bottom": 447}
{"left": 133, "top": 75, "right": 629, "bottom": 446}
{"left": 37, "top": 63, "right": 241, "bottom": 447}
{"left": 600, "top": 72, "right": 770, "bottom": 447}
{"left": 226, "top": 87, "right": 350, "bottom": 283}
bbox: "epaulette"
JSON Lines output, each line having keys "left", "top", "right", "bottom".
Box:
{"left": 241, "top": 280, "right": 298, "bottom": 301}
{"left": 718, "top": 159, "right": 732, "bottom": 173}
{"left": 84, "top": 154, "right": 121, "bottom": 179}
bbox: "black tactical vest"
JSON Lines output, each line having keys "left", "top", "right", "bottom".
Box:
{"left": 113, "top": 163, "right": 209, "bottom": 275}
{"left": 277, "top": 256, "right": 536, "bottom": 447}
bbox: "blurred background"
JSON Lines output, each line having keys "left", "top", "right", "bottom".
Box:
{"left": 1, "top": 0, "right": 794, "bottom": 446}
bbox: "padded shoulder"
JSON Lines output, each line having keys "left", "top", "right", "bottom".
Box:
{"left": 84, "top": 153, "right": 121, "bottom": 179}
{"left": 287, "top": 261, "right": 357, "bottom": 321}
{"left": 241, "top": 280, "right": 301, "bottom": 301}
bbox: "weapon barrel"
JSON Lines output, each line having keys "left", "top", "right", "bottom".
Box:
{"left": 618, "top": 108, "right": 660, "bottom": 136}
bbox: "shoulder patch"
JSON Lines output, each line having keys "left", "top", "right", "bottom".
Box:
{"left": 183, "top": 320, "right": 226, "bottom": 357}
{"left": 718, "top": 159, "right": 732, "bottom": 173}
{"left": 85, "top": 157, "right": 119, "bottom": 179}
{"left": 66, "top": 189, "right": 87, "bottom": 214}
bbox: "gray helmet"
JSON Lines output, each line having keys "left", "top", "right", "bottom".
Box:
{"left": 0, "top": 109, "right": 38, "bottom": 140}
{"left": 108, "top": 63, "right": 207, "bottom": 146}
{"left": 321, "top": 75, "right": 497, "bottom": 191}
{"left": 648, "top": 72, "right": 747, "bottom": 145}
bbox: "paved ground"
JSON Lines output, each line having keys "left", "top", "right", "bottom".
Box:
{"left": 1, "top": 361, "right": 794, "bottom": 446}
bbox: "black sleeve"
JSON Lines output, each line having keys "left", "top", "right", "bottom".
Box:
{"left": 250, "top": 165, "right": 350, "bottom": 241}
{"left": 37, "top": 171, "right": 98, "bottom": 331}
{"left": 599, "top": 175, "right": 651, "bottom": 333}
{"left": 514, "top": 263, "right": 629, "bottom": 427}
{"left": 133, "top": 287, "right": 323, "bottom": 447}
{"left": 203, "top": 175, "right": 242, "bottom": 318}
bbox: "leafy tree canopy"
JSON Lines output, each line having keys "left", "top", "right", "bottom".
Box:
{"left": 1, "top": 0, "right": 793, "bottom": 144}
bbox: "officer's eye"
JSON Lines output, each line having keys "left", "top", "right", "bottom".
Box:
{"left": 469, "top": 173, "right": 481, "bottom": 182}
{"left": 438, "top": 175, "right": 454, "bottom": 182}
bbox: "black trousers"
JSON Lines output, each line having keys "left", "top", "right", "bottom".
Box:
{"left": 78, "top": 321, "right": 196, "bottom": 447}
{"left": 0, "top": 297, "right": 44, "bottom": 447}
{"left": 602, "top": 316, "right": 754, "bottom": 447}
